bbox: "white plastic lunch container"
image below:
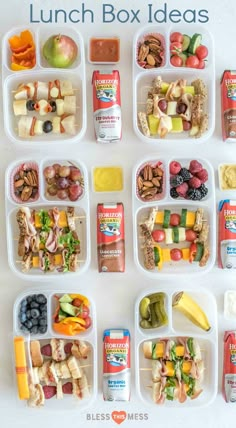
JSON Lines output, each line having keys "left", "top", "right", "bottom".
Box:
{"left": 133, "top": 156, "right": 216, "bottom": 278}
{"left": 5, "top": 156, "right": 90, "bottom": 281}
{"left": 135, "top": 286, "right": 218, "bottom": 408}
{"left": 133, "top": 25, "right": 215, "bottom": 144}
{"left": 2, "top": 25, "right": 86, "bottom": 145}
{"left": 13, "top": 288, "right": 97, "bottom": 410}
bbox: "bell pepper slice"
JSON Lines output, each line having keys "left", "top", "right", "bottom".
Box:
{"left": 60, "top": 316, "right": 86, "bottom": 326}
{"left": 153, "top": 245, "right": 163, "bottom": 270}
{"left": 189, "top": 243, "right": 197, "bottom": 263}
{"left": 69, "top": 294, "right": 90, "bottom": 307}
{"left": 189, "top": 243, "right": 203, "bottom": 263}
{"left": 9, "top": 30, "right": 34, "bottom": 50}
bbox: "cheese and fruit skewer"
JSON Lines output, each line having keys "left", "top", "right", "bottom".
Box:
{"left": 140, "top": 207, "right": 210, "bottom": 270}
{"left": 142, "top": 337, "right": 204, "bottom": 404}
{"left": 17, "top": 114, "right": 76, "bottom": 138}
{"left": 13, "top": 96, "right": 76, "bottom": 116}
{"left": 13, "top": 80, "right": 75, "bottom": 100}
{"left": 16, "top": 207, "right": 84, "bottom": 273}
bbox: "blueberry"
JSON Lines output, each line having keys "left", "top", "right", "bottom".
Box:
{"left": 39, "top": 318, "right": 47, "bottom": 327}
{"left": 26, "top": 310, "right": 31, "bottom": 319}
{"left": 20, "top": 298, "right": 27, "bottom": 308}
{"left": 31, "top": 318, "right": 39, "bottom": 326}
{"left": 20, "top": 325, "right": 29, "bottom": 333}
{"left": 25, "top": 320, "right": 33, "bottom": 330}
{"left": 41, "top": 311, "right": 47, "bottom": 319}
{"left": 27, "top": 296, "right": 33, "bottom": 303}
{"left": 43, "top": 120, "right": 53, "bottom": 133}
{"left": 20, "top": 313, "right": 27, "bottom": 323}
{"left": 38, "top": 325, "right": 47, "bottom": 334}
{"left": 49, "top": 100, "right": 56, "bottom": 112}
{"left": 31, "top": 309, "right": 40, "bottom": 319}
{"left": 36, "top": 294, "right": 47, "bottom": 304}
{"left": 30, "top": 301, "right": 39, "bottom": 309}
{"left": 40, "top": 304, "right": 47, "bottom": 312}
{"left": 30, "top": 326, "right": 39, "bottom": 335}
{"left": 26, "top": 100, "right": 36, "bottom": 111}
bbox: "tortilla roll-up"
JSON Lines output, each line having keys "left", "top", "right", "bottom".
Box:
{"left": 143, "top": 339, "right": 202, "bottom": 361}
{"left": 14, "top": 337, "right": 30, "bottom": 400}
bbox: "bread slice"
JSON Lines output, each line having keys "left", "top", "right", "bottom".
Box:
{"left": 51, "top": 339, "right": 66, "bottom": 362}
{"left": 28, "top": 383, "right": 45, "bottom": 407}
{"left": 67, "top": 356, "right": 82, "bottom": 379}
{"left": 30, "top": 341, "right": 43, "bottom": 367}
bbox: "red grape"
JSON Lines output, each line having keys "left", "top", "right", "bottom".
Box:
{"left": 68, "top": 184, "right": 83, "bottom": 201}
{"left": 59, "top": 166, "right": 70, "bottom": 178}
{"left": 69, "top": 167, "right": 81, "bottom": 181}
{"left": 43, "top": 166, "right": 55, "bottom": 179}
{"left": 158, "top": 99, "right": 167, "bottom": 112}
{"left": 57, "top": 177, "right": 69, "bottom": 189}
{"left": 57, "top": 189, "right": 68, "bottom": 200}
{"left": 47, "top": 184, "right": 58, "bottom": 196}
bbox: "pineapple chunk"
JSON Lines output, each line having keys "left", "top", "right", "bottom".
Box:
{"left": 147, "top": 114, "right": 160, "bottom": 135}
{"left": 160, "top": 82, "right": 169, "bottom": 94}
{"left": 167, "top": 101, "right": 177, "bottom": 116}
{"left": 171, "top": 117, "right": 183, "bottom": 133}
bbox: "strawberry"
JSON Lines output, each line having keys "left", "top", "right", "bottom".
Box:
{"left": 43, "top": 385, "right": 57, "bottom": 399}
{"left": 169, "top": 161, "right": 181, "bottom": 175}
{"left": 64, "top": 342, "right": 73, "bottom": 354}
{"left": 62, "top": 382, "right": 73, "bottom": 394}
{"left": 41, "top": 344, "right": 52, "bottom": 357}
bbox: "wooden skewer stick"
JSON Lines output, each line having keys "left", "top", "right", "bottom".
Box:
{"left": 12, "top": 88, "right": 79, "bottom": 93}
{"left": 15, "top": 259, "right": 86, "bottom": 264}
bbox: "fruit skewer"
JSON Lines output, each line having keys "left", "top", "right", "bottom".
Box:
{"left": 13, "top": 80, "right": 75, "bottom": 100}
{"left": 17, "top": 114, "right": 77, "bottom": 137}
{"left": 13, "top": 96, "right": 77, "bottom": 117}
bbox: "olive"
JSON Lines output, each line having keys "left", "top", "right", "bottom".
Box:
{"left": 43, "top": 120, "right": 53, "bottom": 133}
{"left": 176, "top": 102, "right": 187, "bottom": 115}
{"left": 49, "top": 100, "right": 57, "bottom": 112}
{"left": 26, "top": 99, "right": 36, "bottom": 111}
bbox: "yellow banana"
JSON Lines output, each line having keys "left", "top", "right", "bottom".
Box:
{"left": 172, "top": 291, "right": 211, "bottom": 332}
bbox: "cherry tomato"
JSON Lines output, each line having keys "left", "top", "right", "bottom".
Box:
{"left": 72, "top": 298, "right": 83, "bottom": 307}
{"left": 170, "top": 55, "right": 183, "bottom": 67}
{"left": 186, "top": 55, "right": 199, "bottom": 69}
{"left": 183, "top": 120, "right": 192, "bottom": 131}
{"left": 170, "top": 42, "right": 182, "bottom": 55}
{"left": 198, "top": 59, "right": 205, "bottom": 69}
{"left": 152, "top": 229, "right": 165, "bottom": 242}
{"left": 76, "top": 305, "right": 90, "bottom": 319}
{"left": 84, "top": 316, "right": 92, "bottom": 329}
{"left": 170, "top": 213, "right": 181, "bottom": 226}
{"left": 195, "top": 45, "right": 208, "bottom": 60}
{"left": 170, "top": 248, "right": 183, "bottom": 261}
{"left": 170, "top": 32, "right": 184, "bottom": 43}
{"left": 185, "top": 229, "right": 197, "bottom": 242}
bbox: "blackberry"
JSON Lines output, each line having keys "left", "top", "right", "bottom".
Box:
{"left": 187, "top": 188, "right": 202, "bottom": 201}
{"left": 170, "top": 175, "right": 183, "bottom": 188}
{"left": 170, "top": 187, "right": 179, "bottom": 199}
{"left": 199, "top": 183, "right": 208, "bottom": 199}
{"left": 179, "top": 168, "right": 191, "bottom": 182}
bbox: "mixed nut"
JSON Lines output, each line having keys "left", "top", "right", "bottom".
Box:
{"left": 137, "top": 34, "right": 164, "bottom": 69}
{"left": 14, "top": 165, "right": 39, "bottom": 202}
{"left": 137, "top": 162, "right": 164, "bottom": 201}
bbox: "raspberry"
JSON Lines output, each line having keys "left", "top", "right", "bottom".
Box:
{"left": 196, "top": 168, "right": 208, "bottom": 183}
{"left": 170, "top": 187, "right": 179, "bottom": 199}
{"left": 43, "top": 385, "right": 57, "bottom": 399}
{"left": 179, "top": 168, "right": 191, "bottom": 182}
{"left": 41, "top": 344, "right": 52, "bottom": 357}
{"left": 64, "top": 342, "right": 73, "bottom": 354}
{"left": 189, "top": 177, "right": 201, "bottom": 189}
{"left": 62, "top": 382, "right": 73, "bottom": 394}
{"left": 189, "top": 160, "right": 203, "bottom": 174}
{"left": 170, "top": 175, "right": 183, "bottom": 188}
{"left": 169, "top": 161, "right": 181, "bottom": 175}
{"left": 176, "top": 182, "right": 189, "bottom": 197}
{"left": 199, "top": 183, "right": 208, "bottom": 198}
{"left": 187, "top": 188, "right": 202, "bottom": 201}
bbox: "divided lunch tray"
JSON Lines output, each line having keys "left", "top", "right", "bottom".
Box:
{"left": 135, "top": 286, "right": 218, "bottom": 408}
{"left": 133, "top": 25, "right": 215, "bottom": 144}
{"left": 13, "top": 289, "right": 97, "bottom": 409}
{"left": 5, "top": 157, "right": 90, "bottom": 281}
{"left": 2, "top": 26, "right": 86, "bottom": 145}
{"left": 133, "top": 156, "right": 216, "bottom": 277}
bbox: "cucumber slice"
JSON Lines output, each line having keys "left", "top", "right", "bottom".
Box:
{"left": 165, "top": 228, "right": 173, "bottom": 245}
{"left": 179, "top": 52, "right": 188, "bottom": 66}
{"left": 163, "top": 209, "right": 171, "bottom": 228}
{"left": 194, "top": 243, "right": 204, "bottom": 262}
{"left": 178, "top": 227, "right": 186, "bottom": 242}
{"left": 173, "top": 227, "right": 179, "bottom": 244}
{"left": 153, "top": 247, "right": 160, "bottom": 266}
{"left": 180, "top": 209, "right": 187, "bottom": 227}
{"left": 182, "top": 35, "right": 191, "bottom": 52}
{"left": 188, "top": 34, "right": 202, "bottom": 54}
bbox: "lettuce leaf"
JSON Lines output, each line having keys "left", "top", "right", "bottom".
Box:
{"left": 187, "top": 337, "right": 195, "bottom": 359}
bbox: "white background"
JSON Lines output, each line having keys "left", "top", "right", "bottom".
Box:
{"left": 0, "top": 0, "right": 236, "bottom": 426}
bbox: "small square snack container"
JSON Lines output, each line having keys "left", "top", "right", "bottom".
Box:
{"left": 218, "top": 163, "right": 236, "bottom": 191}
{"left": 133, "top": 25, "right": 215, "bottom": 144}
{"left": 13, "top": 289, "right": 97, "bottom": 409}
{"left": 133, "top": 156, "right": 216, "bottom": 278}
{"left": 5, "top": 156, "right": 90, "bottom": 281}
{"left": 2, "top": 26, "right": 86, "bottom": 145}
{"left": 135, "top": 286, "right": 218, "bottom": 408}
{"left": 88, "top": 35, "right": 120, "bottom": 64}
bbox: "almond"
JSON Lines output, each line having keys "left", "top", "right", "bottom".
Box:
{"left": 14, "top": 179, "right": 24, "bottom": 188}
{"left": 152, "top": 177, "right": 160, "bottom": 187}
{"left": 21, "top": 186, "right": 32, "bottom": 201}
{"left": 147, "top": 54, "right": 156, "bottom": 66}
{"left": 137, "top": 176, "right": 143, "bottom": 190}
{"left": 143, "top": 180, "right": 154, "bottom": 188}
